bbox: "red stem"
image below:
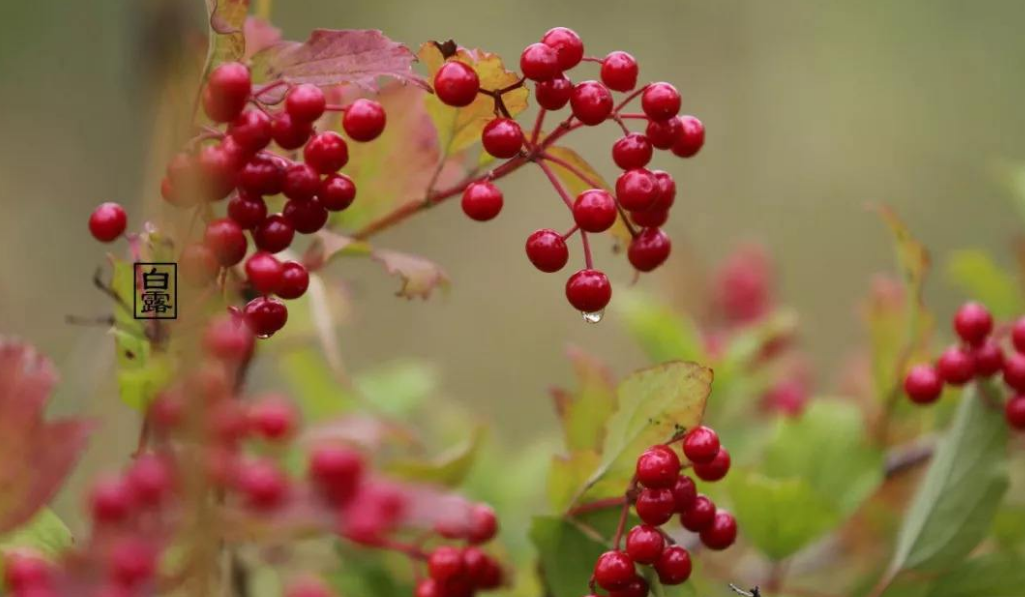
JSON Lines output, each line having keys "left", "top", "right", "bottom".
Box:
{"left": 531, "top": 108, "right": 547, "bottom": 145}
{"left": 534, "top": 158, "right": 576, "bottom": 210}
{"left": 565, "top": 496, "right": 626, "bottom": 517}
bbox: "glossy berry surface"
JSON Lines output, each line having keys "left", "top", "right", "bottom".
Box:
{"left": 520, "top": 42, "right": 561, "bottom": 81}
{"left": 973, "top": 340, "right": 1004, "bottom": 376}
{"left": 682, "top": 426, "right": 720, "bottom": 464}
{"left": 427, "top": 546, "right": 464, "bottom": 582}
{"left": 284, "top": 196, "right": 329, "bottom": 234}
{"left": 593, "top": 551, "right": 635, "bottom": 590}
{"left": 462, "top": 181, "right": 504, "bottom": 221}
{"left": 541, "top": 27, "right": 584, "bottom": 70}
{"left": 1006, "top": 395, "right": 1025, "bottom": 429}
{"left": 570, "top": 81, "right": 614, "bottom": 125}
{"left": 320, "top": 173, "right": 357, "bottom": 211}
{"left": 1005, "top": 353, "right": 1025, "bottom": 392}
{"left": 89, "top": 202, "right": 127, "bottom": 242}
{"left": 1012, "top": 317, "right": 1025, "bottom": 352}
{"left": 255, "top": 214, "right": 295, "bottom": 253}
{"left": 303, "top": 132, "right": 349, "bottom": 174}
{"left": 244, "top": 296, "right": 289, "bottom": 338}
{"left": 535, "top": 76, "right": 573, "bottom": 110}
{"left": 282, "top": 163, "right": 322, "bottom": 201}
{"left": 600, "top": 51, "right": 639, "bottom": 92}
{"left": 700, "top": 510, "right": 738, "bottom": 550}
{"left": 227, "top": 193, "right": 268, "bottom": 229}
{"left": 671, "top": 475, "right": 697, "bottom": 512}
{"left": 239, "top": 154, "right": 286, "bottom": 196}
{"left": 245, "top": 251, "right": 284, "bottom": 294}
{"left": 468, "top": 503, "right": 499, "bottom": 544}
{"left": 573, "top": 189, "right": 618, "bottom": 233}
{"left": 271, "top": 113, "right": 313, "bottom": 150}
{"left": 525, "top": 229, "right": 569, "bottom": 273}
{"left": 204, "top": 218, "right": 247, "bottom": 266}
{"left": 203, "top": 62, "right": 251, "bottom": 122}
{"left": 628, "top": 228, "right": 671, "bottom": 272}
{"left": 228, "top": 109, "right": 272, "bottom": 153}
{"left": 635, "top": 445, "right": 681, "bottom": 489}
{"left": 904, "top": 364, "right": 943, "bottom": 404}
{"left": 565, "top": 269, "right": 612, "bottom": 312}
{"left": 953, "top": 302, "right": 993, "bottom": 346}
{"left": 343, "top": 99, "right": 387, "bottom": 142}
{"left": 641, "top": 83, "right": 681, "bottom": 121}
{"left": 482, "top": 118, "right": 524, "bottom": 158}
{"left": 635, "top": 487, "right": 676, "bottom": 525}
{"left": 616, "top": 169, "right": 659, "bottom": 211}
{"left": 612, "top": 134, "right": 653, "bottom": 170}
{"left": 434, "top": 61, "right": 480, "bottom": 107}
{"left": 654, "top": 546, "right": 692, "bottom": 585}
{"left": 278, "top": 261, "right": 310, "bottom": 300}
{"left": 646, "top": 117, "right": 682, "bottom": 150}
{"left": 693, "top": 447, "right": 730, "bottom": 482}
{"left": 936, "top": 347, "right": 975, "bottom": 386}
{"left": 625, "top": 525, "right": 664, "bottom": 564}
{"left": 285, "top": 84, "right": 327, "bottom": 123}
{"left": 679, "top": 494, "right": 716, "bottom": 531}
{"left": 672, "top": 115, "right": 705, "bottom": 158}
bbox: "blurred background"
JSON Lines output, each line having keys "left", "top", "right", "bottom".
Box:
{"left": 2, "top": 0, "right": 1025, "bottom": 528}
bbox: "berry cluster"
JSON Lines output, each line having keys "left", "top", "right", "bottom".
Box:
{"left": 589, "top": 426, "right": 736, "bottom": 597}
{"left": 88, "top": 61, "right": 385, "bottom": 338}
{"left": 903, "top": 301, "right": 1025, "bottom": 430}
{"left": 418, "top": 539, "right": 503, "bottom": 597}
{"left": 432, "top": 27, "right": 704, "bottom": 317}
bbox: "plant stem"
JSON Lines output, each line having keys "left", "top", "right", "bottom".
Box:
{"left": 534, "top": 159, "right": 575, "bottom": 210}
{"left": 565, "top": 496, "right": 627, "bottom": 517}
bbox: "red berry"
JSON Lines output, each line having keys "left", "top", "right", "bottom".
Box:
{"left": 304, "top": 132, "right": 349, "bottom": 174}
{"left": 272, "top": 112, "right": 314, "bottom": 150}
{"left": 428, "top": 546, "right": 465, "bottom": 582}
{"left": 612, "top": 134, "right": 653, "bottom": 170}
{"left": 641, "top": 83, "right": 681, "bottom": 122}
{"left": 203, "top": 62, "right": 251, "bottom": 122}
{"left": 434, "top": 61, "right": 480, "bottom": 107}
{"left": 671, "top": 116, "right": 705, "bottom": 158}
{"left": 525, "top": 229, "right": 569, "bottom": 273}
{"left": 204, "top": 218, "right": 247, "bottom": 266}
{"left": 286, "top": 84, "right": 326, "bottom": 123}
{"left": 609, "top": 576, "right": 649, "bottom": 597}
{"left": 468, "top": 503, "right": 499, "bottom": 544}
{"left": 284, "top": 196, "right": 329, "bottom": 234}
{"left": 254, "top": 214, "right": 295, "bottom": 253}
{"left": 239, "top": 154, "right": 286, "bottom": 196}
{"left": 680, "top": 494, "right": 715, "bottom": 531}
{"left": 570, "top": 81, "right": 613, "bottom": 125}
{"left": 415, "top": 579, "right": 442, "bottom": 597}
{"left": 535, "top": 75, "right": 573, "bottom": 110}
{"left": 309, "top": 445, "right": 364, "bottom": 504}
{"left": 616, "top": 168, "right": 660, "bottom": 211}
{"left": 904, "top": 364, "right": 943, "bottom": 404}
{"left": 127, "top": 453, "right": 174, "bottom": 507}
{"left": 628, "top": 228, "right": 671, "bottom": 272}
{"left": 683, "top": 426, "right": 719, "bottom": 463}
{"left": 953, "top": 302, "right": 993, "bottom": 346}
{"left": 1006, "top": 395, "right": 1025, "bottom": 429}
{"left": 108, "top": 537, "right": 157, "bottom": 586}
{"left": 235, "top": 459, "right": 289, "bottom": 509}
{"left": 1005, "top": 353, "right": 1025, "bottom": 392}
{"left": 541, "top": 27, "right": 584, "bottom": 71}
{"left": 278, "top": 261, "right": 310, "bottom": 300}
{"left": 566, "top": 269, "right": 612, "bottom": 312}
{"left": 631, "top": 209, "right": 668, "bottom": 228}
{"left": 693, "top": 447, "right": 730, "bottom": 482}
{"left": 248, "top": 395, "right": 296, "bottom": 441}
{"left": 228, "top": 109, "right": 272, "bottom": 153}
{"left": 936, "top": 346, "right": 975, "bottom": 386}
{"left": 646, "top": 117, "right": 682, "bottom": 150}
{"left": 600, "top": 51, "right": 639, "bottom": 92}
{"left": 573, "top": 189, "right": 618, "bottom": 233}
{"left": 481, "top": 118, "right": 524, "bottom": 158}
{"left": 196, "top": 143, "right": 241, "bottom": 199}
{"left": 181, "top": 243, "right": 220, "bottom": 286}
{"left": 671, "top": 475, "right": 697, "bottom": 512}
{"left": 285, "top": 578, "right": 335, "bottom": 597}
{"left": 89, "top": 475, "right": 136, "bottom": 524}
{"left": 89, "top": 202, "right": 127, "bottom": 242}
{"left": 228, "top": 192, "right": 268, "bottom": 229}
{"left": 635, "top": 487, "right": 675, "bottom": 525}
{"left": 520, "top": 42, "right": 561, "bottom": 81}
{"left": 245, "top": 251, "right": 284, "bottom": 294}
{"left": 635, "top": 445, "right": 681, "bottom": 489}
{"left": 461, "top": 181, "right": 503, "bottom": 221}
{"left": 3, "top": 553, "right": 51, "bottom": 592}
{"left": 1012, "top": 317, "right": 1025, "bottom": 353}
{"left": 653, "top": 546, "right": 692, "bottom": 585}
{"left": 593, "top": 551, "right": 635, "bottom": 590}
{"left": 320, "top": 173, "right": 357, "bottom": 211}
{"left": 700, "top": 510, "right": 737, "bottom": 550}
{"left": 625, "top": 525, "right": 664, "bottom": 564}
{"left": 244, "top": 296, "right": 288, "bottom": 338}
{"left": 203, "top": 314, "right": 255, "bottom": 362}
{"left": 973, "top": 340, "right": 1004, "bottom": 377}
{"left": 651, "top": 170, "right": 677, "bottom": 211}
{"left": 343, "top": 99, "right": 386, "bottom": 142}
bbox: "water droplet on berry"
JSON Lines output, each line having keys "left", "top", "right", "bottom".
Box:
{"left": 255, "top": 332, "right": 271, "bottom": 340}
{"left": 581, "top": 309, "right": 604, "bottom": 324}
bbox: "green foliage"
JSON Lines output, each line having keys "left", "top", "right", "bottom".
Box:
{"left": 552, "top": 348, "right": 616, "bottom": 453}
{"left": 923, "top": 553, "right": 1025, "bottom": 597}
{"left": 728, "top": 473, "right": 837, "bottom": 561}
{"left": 615, "top": 290, "right": 706, "bottom": 365}
{"left": 386, "top": 426, "right": 485, "bottom": 487}
{"left": 545, "top": 145, "right": 631, "bottom": 247}
{"left": 946, "top": 249, "right": 1025, "bottom": 319}
{"left": 110, "top": 258, "right": 173, "bottom": 410}
{"left": 529, "top": 517, "right": 608, "bottom": 597}
{"left": 355, "top": 359, "right": 439, "bottom": 417}
{"left": 0, "top": 509, "right": 71, "bottom": 559}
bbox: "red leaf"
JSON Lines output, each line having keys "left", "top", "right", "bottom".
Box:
{"left": 243, "top": 16, "right": 283, "bottom": 60}
{"left": 0, "top": 340, "right": 94, "bottom": 534}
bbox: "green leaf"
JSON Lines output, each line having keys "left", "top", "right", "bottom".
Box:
{"left": 355, "top": 359, "right": 439, "bottom": 417}
{"left": 530, "top": 516, "right": 609, "bottom": 597}
{"left": 717, "top": 310, "right": 798, "bottom": 382}
{"left": 385, "top": 426, "right": 484, "bottom": 487}
{"left": 0, "top": 509, "right": 71, "bottom": 559}
{"left": 946, "top": 249, "right": 1024, "bottom": 319}
{"left": 552, "top": 348, "right": 617, "bottom": 453}
{"left": 545, "top": 145, "right": 631, "bottom": 247}
{"left": 204, "top": 0, "right": 250, "bottom": 69}
{"left": 615, "top": 290, "right": 706, "bottom": 364}
{"left": 109, "top": 259, "right": 170, "bottom": 411}
{"left": 992, "top": 503, "right": 1025, "bottom": 550}
{"left": 547, "top": 450, "right": 601, "bottom": 512}
{"left": 278, "top": 347, "right": 355, "bottom": 420}
{"left": 889, "top": 384, "right": 1009, "bottom": 574}
{"left": 923, "top": 553, "right": 1025, "bottom": 597}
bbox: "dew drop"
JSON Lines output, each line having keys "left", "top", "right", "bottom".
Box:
{"left": 581, "top": 309, "right": 604, "bottom": 324}
{"left": 255, "top": 333, "right": 272, "bottom": 340}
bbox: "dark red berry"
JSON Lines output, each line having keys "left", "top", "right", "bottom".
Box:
{"left": 203, "top": 313, "right": 255, "bottom": 362}
{"left": 108, "top": 537, "right": 157, "bottom": 587}
{"left": 127, "top": 454, "right": 174, "bottom": 507}
{"left": 89, "top": 202, "right": 127, "bottom": 242}
{"left": 625, "top": 525, "right": 664, "bottom": 565}
{"left": 635, "top": 487, "right": 675, "bottom": 525}
{"left": 1005, "top": 353, "right": 1025, "bottom": 392}
{"left": 1006, "top": 395, "right": 1025, "bottom": 429}
{"left": 434, "top": 61, "right": 480, "bottom": 107}
{"left": 428, "top": 546, "right": 465, "bottom": 582}
{"left": 278, "top": 261, "right": 310, "bottom": 300}
{"left": 4, "top": 553, "right": 51, "bottom": 592}
{"left": 593, "top": 551, "right": 635, "bottom": 591}
{"left": 468, "top": 503, "right": 499, "bottom": 544}
{"left": 415, "top": 579, "right": 442, "bottom": 597}
{"left": 181, "top": 243, "right": 220, "bottom": 286}
{"left": 535, "top": 75, "right": 573, "bottom": 110}
{"left": 309, "top": 444, "right": 364, "bottom": 504}
{"left": 973, "top": 340, "right": 1004, "bottom": 377}
{"left": 541, "top": 27, "right": 584, "bottom": 71}
{"left": 651, "top": 170, "right": 676, "bottom": 211}
{"left": 671, "top": 115, "right": 705, "bottom": 158}
{"left": 245, "top": 251, "right": 284, "bottom": 294}
{"left": 641, "top": 83, "right": 681, "bottom": 122}
{"left": 600, "top": 51, "right": 638, "bottom": 92}
{"left": 631, "top": 209, "right": 668, "bottom": 228}
{"left": 304, "top": 132, "right": 349, "bottom": 174}
{"left": 646, "top": 117, "right": 682, "bottom": 150}
{"left": 609, "top": 576, "right": 649, "bottom": 597}
{"left": 936, "top": 346, "right": 975, "bottom": 386}
{"left": 244, "top": 296, "right": 288, "bottom": 338}
{"left": 525, "top": 229, "right": 569, "bottom": 273}
{"left": 612, "top": 134, "right": 653, "bottom": 170}
{"left": 1012, "top": 317, "right": 1025, "bottom": 353}
{"left": 228, "top": 109, "right": 272, "bottom": 153}
{"left": 520, "top": 42, "right": 561, "bottom": 81}
{"left": 654, "top": 546, "right": 692, "bottom": 585}
{"left": 904, "top": 364, "right": 943, "bottom": 404}
{"left": 239, "top": 154, "right": 286, "bottom": 196}
{"left": 628, "top": 228, "right": 671, "bottom": 272}
{"left": 284, "top": 196, "right": 329, "bottom": 234}
{"left": 204, "top": 218, "right": 247, "bottom": 266}
{"left": 461, "top": 181, "right": 503, "bottom": 221}
{"left": 196, "top": 144, "right": 239, "bottom": 200}
{"left": 320, "top": 173, "right": 357, "bottom": 211}
{"left": 693, "top": 447, "right": 730, "bottom": 482}
{"left": 203, "top": 62, "right": 251, "bottom": 122}
{"left": 286, "top": 84, "right": 326, "bottom": 123}
{"left": 89, "top": 475, "right": 136, "bottom": 524}
{"left": 343, "top": 98, "right": 386, "bottom": 142}
{"left": 953, "top": 302, "right": 993, "bottom": 346}
{"left": 227, "top": 192, "right": 268, "bottom": 229}
{"left": 616, "top": 168, "right": 659, "bottom": 211}
{"left": 235, "top": 458, "right": 289, "bottom": 509}
{"left": 570, "top": 81, "right": 613, "bottom": 126}
{"left": 700, "top": 510, "right": 737, "bottom": 550}
{"left": 272, "top": 112, "right": 314, "bottom": 150}
{"left": 248, "top": 395, "right": 296, "bottom": 441}
{"left": 481, "top": 118, "right": 524, "bottom": 158}
{"left": 679, "top": 494, "right": 715, "bottom": 532}
{"left": 635, "top": 444, "right": 681, "bottom": 489}
{"left": 566, "top": 269, "right": 612, "bottom": 312}
{"left": 281, "top": 163, "right": 320, "bottom": 202}
{"left": 573, "top": 189, "right": 618, "bottom": 233}
{"left": 671, "top": 475, "right": 697, "bottom": 512}
{"left": 254, "top": 214, "right": 295, "bottom": 253}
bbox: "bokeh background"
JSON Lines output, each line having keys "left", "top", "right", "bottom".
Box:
{"left": 2, "top": 0, "right": 1025, "bottom": 528}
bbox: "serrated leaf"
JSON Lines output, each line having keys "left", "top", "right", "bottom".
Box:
{"left": 530, "top": 516, "right": 609, "bottom": 597}
{"left": 418, "top": 43, "right": 528, "bottom": 155}
{"left": 616, "top": 289, "right": 706, "bottom": 364}
{"left": 889, "top": 384, "right": 1009, "bottom": 574}
{"left": 0, "top": 509, "right": 72, "bottom": 560}
{"left": 545, "top": 145, "right": 631, "bottom": 247}
{"left": 204, "top": 0, "right": 249, "bottom": 65}
{"left": 946, "top": 249, "right": 1024, "bottom": 319}
{"left": 552, "top": 347, "right": 616, "bottom": 453}
{"left": 924, "top": 553, "right": 1025, "bottom": 597}
{"left": 386, "top": 427, "right": 484, "bottom": 487}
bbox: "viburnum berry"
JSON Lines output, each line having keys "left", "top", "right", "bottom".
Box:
{"left": 415, "top": 579, "right": 442, "bottom": 597}
{"left": 278, "top": 261, "right": 310, "bottom": 300}
{"left": 271, "top": 112, "right": 314, "bottom": 150}
{"left": 304, "top": 132, "right": 349, "bottom": 174}
{"left": 570, "top": 81, "right": 614, "bottom": 125}
{"left": 936, "top": 346, "right": 975, "bottom": 386}
{"left": 693, "top": 447, "right": 730, "bottom": 482}
{"left": 108, "top": 537, "right": 157, "bottom": 587}
{"left": 244, "top": 296, "right": 289, "bottom": 338}
{"left": 434, "top": 61, "right": 480, "bottom": 107}
{"left": 89, "top": 475, "right": 136, "bottom": 524}
{"left": 520, "top": 42, "right": 561, "bottom": 81}
{"left": 525, "top": 229, "right": 569, "bottom": 273}
{"left": 227, "top": 192, "right": 268, "bottom": 229}
{"left": 624, "top": 525, "right": 664, "bottom": 564}
{"left": 541, "top": 27, "right": 584, "bottom": 71}
{"left": 245, "top": 251, "right": 285, "bottom": 294}
{"left": 285, "top": 578, "right": 336, "bottom": 597}
{"left": 600, "top": 51, "right": 638, "bottom": 92}
{"left": 700, "top": 510, "right": 738, "bottom": 550}
{"left": 671, "top": 115, "right": 705, "bottom": 158}
{"left": 427, "top": 546, "right": 465, "bottom": 582}
{"left": 235, "top": 458, "right": 289, "bottom": 510}
{"left": 610, "top": 576, "right": 648, "bottom": 597}
{"left": 320, "top": 173, "right": 357, "bottom": 211}
{"left": 651, "top": 170, "right": 676, "bottom": 210}
{"left": 953, "top": 301, "right": 993, "bottom": 346}
{"left": 612, "top": 134, "right": 653, "bottom": 170}
{"left": 635, "top": 444, "right": 681, "bottom": 489}
{"left": 631, "top": 209, "right": 668, "bottom": 228}
{"left": 309, "top": 444, "right": 364, "bottom": 505}
{"left": 204, "top": 218, "right": 247, "bottom": 266}
{"left": 239, "top": 154, "right": 286, "bottom": 196}
{"left": 1006, "top": 352, "right": 1025, "bottom": 392}
{"left": 628, "top": 228, "right": 671, "bottom": 272}
{"left": 646, "top": 117, "right": 682, "bottom": 150}
{"left": 679, "top": 494, "right": 716, "bottom": 532}
{"left": 1006, "top": 395, "right": 1025, "bottom": 430}
{"left": 127, "top": 453, "right": 174, "bottom": 507}
{"left": 635, "top": 487, "right": 676, "bottom": 525}
{"left": 641, "top": 82, "right": 681, "bottom": 122}
{"left": 535, "top": 75, "right": 573, "bottom": 110}
{"left": 616, "top": 168, "right": 659, "bottom": 211}
{"left": 228, "top": 109, "right": 273, "bottom": 153}
{"left": 203, "top": 313, "right": 255, "bottom": 362}
{"left": 565, "top": 269, "right": 612, "bottom": 312}
{"left": 284, "top": 196, "right": 329, "bottom": 234}
{"left": 593, "top": 551, "right": 635, "bottom": 590}
{"left": 462, "top": 180, "right": 504, "bottom": 221}
{"left": 89, "top": 202, "right": 127, "bottom": 242}
{"left": 671, "top": 475, "right": 697, "bottom": 512}
{"left": 3, "top": 553, "right": 51, "bottom": 592}
{"left": 203, "top": 62, "right": 251, "bottom": 122}
{"left": 343, "top": 98, "right": 387, "bottom": 142}
{"left": 248, "top": 395, "right": 297, "bottom": 441}
{"left": 973, "top": 340, "right": 1004, "bottom": 377}
{"left": 481, "top": 118, "right": 524, "bottom": 158}
{"left": 196, "top": 143, "right": 241, "bottom": 199}
{"left": 254, "top": 214, "right": 295, "bottom": 253}
{"left": 682, "top": 426, "right": 719, "bottom": 463}
{"left": 468, "top": 503, "right": 499, "bottom": 544}
{"left": 573, "top": 189, "right": 618, "bottom": 233}
{"left": 181, "top": 243, "right": 220, "bottom": 286}
{"left": 654, "top": 546, "right": 692, "bottom": 585}
{"left": 285, "top": 84, "right": 327, "bottom": 123}
{"left": 904, "top": 364, "right": 943, "bottom": 404}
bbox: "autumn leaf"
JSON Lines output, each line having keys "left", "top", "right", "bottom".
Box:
{"left": 0, "top": 340, "right": 93, "bottom": 534}
{"left": 243, "top": 16, "right": 282, "bottom": 60}
{"left": 204, "top": 0, "right": 250, "bottom": 66}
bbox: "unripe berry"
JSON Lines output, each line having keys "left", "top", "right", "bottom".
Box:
{"left": 593, "top": 551, "right": 635, "bottom": 591}
{"left": 239, "top": 154, "right": 286, "bottom": 196}
{"left": 625, "top": 525, "right": 664, "bottom": 564}
{"left": 693, "top": 447, "right": 730, "bottom": 482}
{"left": 461, "top": 181, "right": 503, "bottom": 221}
{"left": 615, "top": 169, "right": 659, "bottom": 211}
{"left": 565, "top": 269, "right": 612, "bottom": 312}
{"left": 278, "top": 261, "right": 310, "bottom": 300}
{"left": 285, "top": 84, "right": 327, "bottom": 123}
{"left": 243, "top": 296, "right": 289, "bottom": 338}
{"left": 682, "top": 425, "right": 720, "bottom": 464}
{"left": 304, "top": 132, "right": 349, "bottom": 174}
{"left": 570, "top": 81, "right": 613, "bottom": 125}
{"left": 203, "top": 314, "right": 255, "bottom": 362}
{"left": 903, "top": 364, "right": 943, "bottom": 404}
{"left": 520, "top": 42, "right": 561, "bottom": 81}
{"left": 89, "top": 202, "right": 127, "bottom": 242}
{"left": 671, "top": 116, "right": 705, "bottom": 158}
{"left": 481, "top": 118, "right": 524, "bottom": 158}
{"left": 284, "top": 196, "right": 329, "bottom": 234}
{"left": 235, "top": 459, "right": 289, "bottom": 510}
{"left": 635, "top": 487, "right": 675, "bottom": 525}
{"left": 953, "top": 302, "right": 993, "bottom": 346}
{"left": 228, "top": 109, "right": 273, "bottom": 153}
{"left": 204, "top": 218, "right": 247, "bottom": 266}
{"left": 343, "top": 98, "right": 387, "bottom": 141}
{"left": 936, "top": 346, "right": 975, "bottom": 386}
{"left": 646, "top": 117, "right": 682, "bottom": 150}
{"left": 535, "top": 75, "right": 573, "bottom": 110}
{"left": 628, "top": 228, "right": 671, "bottom": 272}
{"left": 671, "top": 475, "right": 697, "bottom": 512}
{"left": 700, "top": 510, "right": 738, "bottom": 550}
{"left": 255, "top": 214, "right": 295, "bottom": 253}
{"left": 1006, "top": 395, "right": 1025, "bottom": 429}
{"left": 245, "top": 251, "right": 285, "bottom": 295}
{"left": 653, "top": 546, "right": 692, "bottom": 585}
{"left": 227, "top": 192, "right": 268, "bottom": 229}
{"left": 612, "top": 134, "right": 653, "bottom": 170}
{"left": 309, "top": 445, "right": 364, "bottom": 505}
{"left": 468, "top": 503, "right": 499, "bottom": 544}
{"left": 641, "top": 83, "right": 681, "bottom": 122}
{"left": 635, "top": 444, "right": 681, "bottom": 489}
{"left": 525, "top": 229, "right": 569, "bottom": 273}
{"left": 679, "top": 494, "right": 715, "bottom": 532}
{"left": 434, "top": 61, "right": 480, "bottom": 107}
{"left": 600, "top": 51, "right": 638, "bottom": 92}
{"left": 541, "top": 27, "right": 584, "bottom": 71}
{"left": 320, "top": 173, "right": 357, "bottom": 211}
{"left": 248, "top": 395, "right": 297, "bottom": 441}
{"left": 573, "top": 189, "right": 618, "bottom": 233}
{"left": 203, "top": 62, "right": 251, "bottom": 122}
{"left": 271, "top": 112, "right": 314, "bottom": 150}
{"left": 427, "top": 546, "right": 465, "bottom": 582}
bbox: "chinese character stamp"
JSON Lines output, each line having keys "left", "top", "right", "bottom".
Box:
{"left": 133, "top": 263, "right": 177, "bottom": 320}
